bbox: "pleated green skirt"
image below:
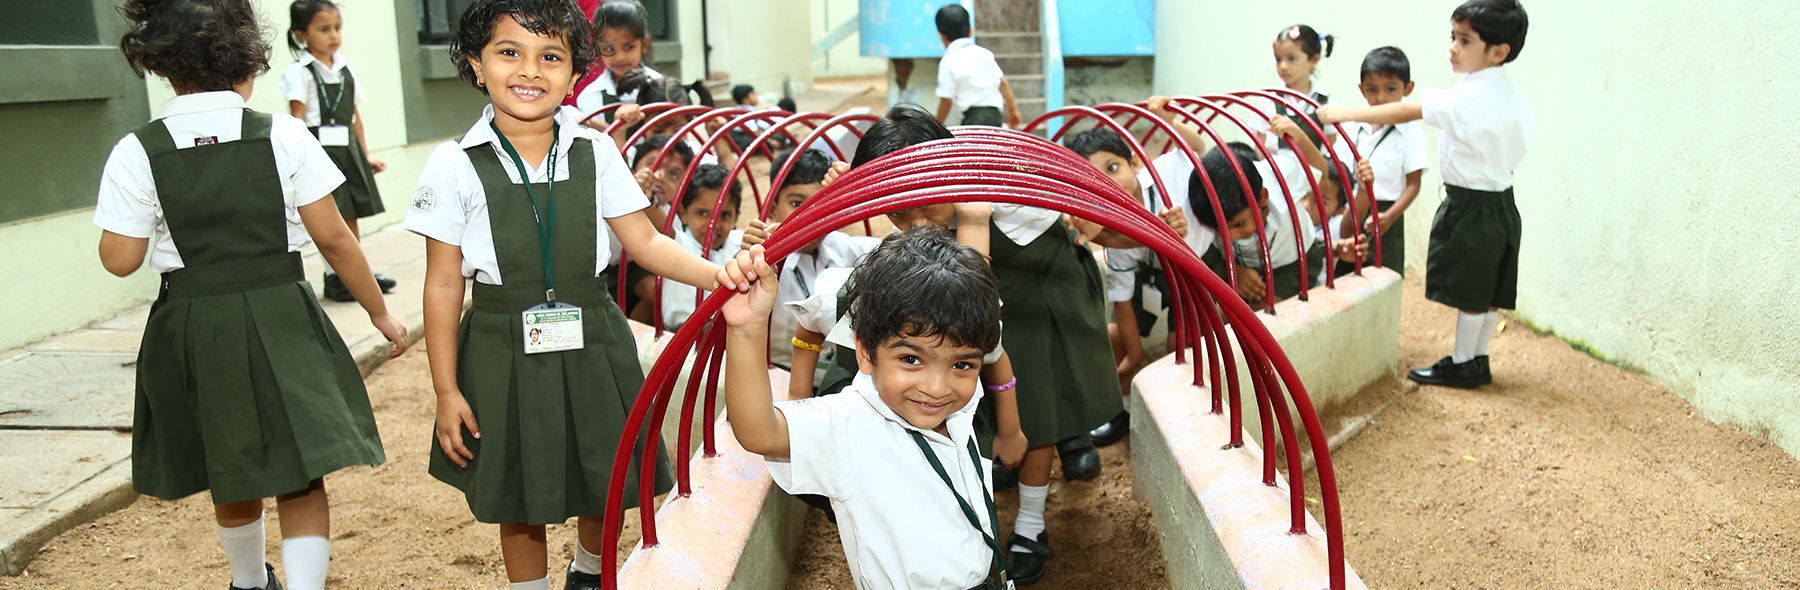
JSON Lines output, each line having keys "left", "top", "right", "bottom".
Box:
{"left": 429, "top": 282, "right": 673, "bottom": 525}
{"left": 318, "top": 135, "right": 384, "bottom": 220}
{"left": 132, "top": 275, "right": 384, "bottom": 505}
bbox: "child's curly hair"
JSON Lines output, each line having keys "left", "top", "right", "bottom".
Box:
{"left": 119, "top": 0, "right": 271, "bottom": 92}
{"left": 451, "top": 0, "right": 597, "bottom": 95}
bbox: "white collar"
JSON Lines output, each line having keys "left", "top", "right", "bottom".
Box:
{"left": 296, "top": 51, "right": 347, "bottom": 73}
{"left": 945, "top": 37, "right": 977, "bottom": 54}
{"left": 457, "top": 104, "right": 582, "bottom": 150}
{"left": 846, "top": 372, "right": 983, "bottom": 446}
{"left": 155, "top": 91, "right": 248, "bottom": 120}
{"left": 1462, "top": 65, "right": 1509, "bottom": 84}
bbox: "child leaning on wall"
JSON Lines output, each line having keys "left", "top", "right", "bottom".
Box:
{"left": 1319, "top": 0, "right": 1533, "bottom": 390}
{"left": 932, "top": 4, "right": 1023, "bottom": 128}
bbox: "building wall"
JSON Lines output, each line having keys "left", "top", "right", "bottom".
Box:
{"left": 1155, "top": 0, "right": 1800, "bottom": 457}
{"left": 814, "top": 0, "right": 889, "bottom": 78}
{"left": 726, "top": 0, "right": 815, "bottom": 97}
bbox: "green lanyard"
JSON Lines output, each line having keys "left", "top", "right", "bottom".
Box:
{"left": 488, "top": 120, "right": 561, "bottom": 302}
{"left": 907, "top": 430, "right": 1007, "bottom": 586}
{"left": 305, "top": 64, "right": 348, "bottom": 126}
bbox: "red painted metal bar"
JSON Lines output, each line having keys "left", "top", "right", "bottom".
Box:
{"left": 1189, "top": 93, "right": 1328, "bottom": 299}
{"left": 1219, "top": 90, "right": 1367, "bottom": 277}
{"left": 599, "top": 132, "right": 1348, "bottom": 590}
{"left": 1246, "top": 88, "right": 1381, "bottom": 271}
{"left": 1155, "top": 96, "right": 1278, "bottom": 313}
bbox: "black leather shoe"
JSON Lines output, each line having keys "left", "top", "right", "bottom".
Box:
{"left": 1056, "top": 435, "right": 1101, "bottom": 481}
{"left": 374, "top": 273, "right": 398, "bottom": 293}
{"left": 566, "top": 565, "right": 605, "bottom": 589}
{"left": 1006, "top": 532, "right": 1054, "bottom": 586}
{"left": 1089, "top": 411, "right": 1130, "bottom": 447}
{"left": 321, "top": 274, "right": 355, "bottom": 302}
{"left": 992, "top": 458, "right": 1018, "bottom": 492}
{"left": 1475, "top": 355, "right": 1493, "bottom": 385}
{"left": 229, "top": 563, "right": 282, "bottom": 590}
{"left": 1407, "top": 356, "right": 1483, "bottom": 389}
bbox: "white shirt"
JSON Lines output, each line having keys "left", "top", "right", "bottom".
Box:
{"left": 787, "top": 269, "right": 1006, "bottom": 366}
{"left": 1139, "top": 152, "right": 1220, "bottom": 260}
{"left": 403, "top": 105, "right": 649, "bottom": 285}
{"left": 277, "top": 52, "right": 367, "bottom": 127}
{"left": 935, "top": 37, "right": 1006, "bottom": 114}
{"left": 573, "top": 65, "right": 663, "bottom": 118}
{"left": 660, "top": 224, "right": 744, "bottom": 331}
{"left": 770, "top": 232, "right": 882, "bottom": 366}
{"left": 1334, "top": 122, "right": 1429, "bottom": 202}
{"left": 1235, "top": 160, "right": 1317, "bottom": 269}
{"left": 93, "top": 91, "right": 344, "bottom": 273}
{"left": 1247, "top": 87, "right": 1332, "bottom": 153}
{"left": 990, "top": 204, "right": 1061, "bottom": 246}
{"left": 768, "top": 372, "right": 995, "bottom": 590}
{"left": 1420, "top": 66, "right": 1534, "bottom": 191}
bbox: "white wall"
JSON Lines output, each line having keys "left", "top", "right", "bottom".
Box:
{"left": 725, "top": 0, "right": 815, "bottom": 97}
{"left": 813, "top": 0, "right": 889, "bottom": 78}
{"left": 1155, "top": 0, "right": 1800, "bottom": 457}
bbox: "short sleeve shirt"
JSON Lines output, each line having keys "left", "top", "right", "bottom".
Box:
{"left": 573, "top": 65, "right": 663, "bottom": 117}
{"left": 277, "top": 52, "right": 368, "bottom": 127}
{"left": 93, "top": 91, "right": 345, "bottom": 273}
{"left": 402, "top": 104, "right": 650, "bottom": 285}
{"left": 660, "top": 225, "right": 745, "bottom": 331}
{"left": 770, "top": 232, "right": 882, "bottom": 366}
{"left": 1420, "top": 66, "right": 1534, "bottom": 191}
{"left": 1335, "top": 122, "right": 1429, "bottom": 202}
{"left": 935, "top": 38, "right": 1006, "bottom": 114}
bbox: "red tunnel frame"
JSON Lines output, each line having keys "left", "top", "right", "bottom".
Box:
{"left": 593, "top": 127, "right": 1352, "bottom": 590}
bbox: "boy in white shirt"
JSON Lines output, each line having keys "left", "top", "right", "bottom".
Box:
{"left": 722, "top": 227, "right": 1011, "bottom": 590}
{"left": 933, "top": 4, "right": 1023, "bottom": 128}
{"left": 1319, "top": 0, "right": 1533, "bottom": 388}
{"left": 1331, "top": 46, "right": 1430, "bottom": 275}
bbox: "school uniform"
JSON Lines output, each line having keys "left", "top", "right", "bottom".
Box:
{"left": 769, "top": 372, "right": 1001, "bottom": 590}
{"left": 769, "top": 232, "right": 881, "bottom": 368}
{"left": 1103, "top": 153, "right": 1203, "bottom": 336}
{"left": 1249, "top": 87, "right": 1333, "bottom": 153}
{"left": 1331, "top": 121, "right": 1429, "bottom": 273}
{"left": 278, "top": 52, "right": 382, "bottom": 219}
{"left": 659, "top": 222, "right": 744, "bottom": 331}
{"left": 936, "top": 37, "right": 1007, "bottom": 127}
{"left": 573, "top": 65, "right": 662, "bottom": 118}
{"left": 1234, "top": 160, "right": 1318, "bottom": 300}
{"left": 95, "top": 91, "right": 384, "bottom": 504}
{"left": 404, "top": 104, "right": 671, "bottom": 524}
{"left": 1419, "top": 66, "right": 1534, "bottom": 312}
{"left": 987, "top": 205, "right": 1121, "bottom": 445}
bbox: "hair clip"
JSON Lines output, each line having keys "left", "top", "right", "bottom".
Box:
{"left": 1288, "top": 26, "right": 1302, "bottom": 40}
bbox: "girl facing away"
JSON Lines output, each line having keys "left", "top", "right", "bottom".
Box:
{"left": 280, "top": 0, "right": 398, "bottom": 301}
{"left": 99, "top": 1, "right": 409, "bottom": 588}
{"left": 401, "top": 1, "right": 748, "bottom": 588}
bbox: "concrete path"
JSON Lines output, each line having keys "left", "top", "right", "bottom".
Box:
{"left": 0, "top": 224, "right": 430, "bottom": 575}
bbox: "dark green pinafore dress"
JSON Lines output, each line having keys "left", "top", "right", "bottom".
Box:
{"left": 131, "top": 111, "right": 385, "bottom": 505}
{"left": 427, "top": 136, "right": 673, "bottom": 525}
{"left": 307, "top": 66, "right": 384, "bottom": 220}
{"left": 989, "top": 217, "right": 1122, "bottom": 446}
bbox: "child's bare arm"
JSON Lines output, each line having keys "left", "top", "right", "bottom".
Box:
{"left": 953, "top": 202, "right": 992, "bottom": 256}
{"left": 722, "top": 247, "right": 791, "bottom": 457}
{"left": 936, "top": 97, "right": 955, "bottom": 124}
{"left": 424, "top": 238, "right": 478, "bottom": 466}
{"left": 787, "top": 326, "right": 825, "bottom": 400}
{"left": 1147, "top": 96, "right": 1211, "bottom": 155}
{"left": 984, "top": 351, "right": 1027, "bottom": 469}
{"left": 352, "top": 106, "right": 386, "bottom": 173}
{"left": 999, "top": 78, "right": 1022, "bottom": 128}
{"left": 1317, "top": 102, "right": 1423, "bottom": 127}
{"left": 288, "top": 101, "right": 307, "bottom": 120}
{"left": 609, "top": 209, "right": 734, "bottom": 290}
{"left": 98, "top": 232, "right": 149, "bottom": 277}
{"left": 1269, "top": 115, "right": 1329, "bottom": 173}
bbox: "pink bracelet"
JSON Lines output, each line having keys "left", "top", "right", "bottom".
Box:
{"left": 985, "top": 376, "right": 1017, "bottom": 392}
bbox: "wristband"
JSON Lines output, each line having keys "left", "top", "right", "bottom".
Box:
{"left": 791, "top": 337, "right": 824, "bottom": 353}
{"left": 985, "top": 376, "right": 1017, "bottom": 392}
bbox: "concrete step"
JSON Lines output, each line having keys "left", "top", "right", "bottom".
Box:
{"left": 975, "top": 0, "right": 1039, "bottom": 34}
{"left": 1017, "top": 97, "right": 1049, "bottom": 125}
{"left": 973, "top": 31, "right": 1040, "bottom": 54}
{"left": 1007, "top": 73, "right": 1045, "bottom": 100}
{"left": 994, "top": 53, "right": 1043, "bottom": 76}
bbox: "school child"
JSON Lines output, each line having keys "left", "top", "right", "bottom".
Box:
{"left": 731, "top": 84, "right": 759, "bottom": 109}
{"left": 571, "top": 0, "right": 657, "bottom": 116}
{"left": 402, "top": 2, "right": 746, "bottom": 588}
{"left": 721, "top": 227, "right": 1013, "bottom": 590}
{"left": 1256, "top": 24, "right": 1339, "bottom": 150}
{"left": 869, "top": 106, "right": 1116, "bottom": 584}
{"left": 281, "top": 0, "right": 396, "bottom": 301}
{"left": 613, "top": 72, "right": 734, "bottom": 170}
{"left": 1318, "top": 0, "right": 1533, "bottom": 389}
{"left": 1331, "top": 46, "right": 1430, "bottom": 275}
{"left": 933, "top": 4, "right": 1023, "bottom": 128}
{"left": 659, "top": 163, "right": 748, "bottom": 330}
{"left": 98, "top": 1, "right": 410, "bottom": 589}
{"left": 745, "top": 148, "right": 881, "bottom": 374}
{"left": 1233, "top": 115, "right": 1338, "bottom": 304}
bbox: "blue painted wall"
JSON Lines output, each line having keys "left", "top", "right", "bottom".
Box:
{"left": 1058, "top": 0, "right": 1154, "bottom": 56}
{"left": 860, "top": 0, "right": 974, "bottom": 58}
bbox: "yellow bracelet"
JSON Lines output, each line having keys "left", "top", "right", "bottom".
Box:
{"left": 791, "top": 337, "right": 825, "bottom": 352}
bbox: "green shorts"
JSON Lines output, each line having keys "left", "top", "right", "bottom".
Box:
{"left": 961, "top": 106, "right": 1004, "bottom": 127}
{"left": 1426, "top": 185, "right": 1521, "bottom": 312}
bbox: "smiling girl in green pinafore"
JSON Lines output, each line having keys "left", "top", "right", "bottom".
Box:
{"left": 97, "top": 1, "right": 409, "bottom": 589}
{"left": 401, "top": 2, "right": 750, "bottom": 589}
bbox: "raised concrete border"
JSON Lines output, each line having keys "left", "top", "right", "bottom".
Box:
{"left": 0, "top": 225, "right": 431, "bottom": 576}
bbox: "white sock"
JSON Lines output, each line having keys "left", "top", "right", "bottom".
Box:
{"left": 1453, "top": 312, "right": 1484, "bottom": 363}
{"left": 1010, "top": 483, "right": 1049, "bottom": 551}
{"left": 321, "top": 258, "right": 335, "bottom": 276}
{"left": 280, "top": 536, "right": 330, "bottom": 590}
{"left": 571, "top": 539, "right": 605, "bottom": 575}
{"left": 1475, "top": 311, "right": 1499, "bottom": 357}
{"left": 509, "top": 577, "right": 551, "bottom": 590}
{"left": 217, "top": 515, "right": 267, "bottom": 589}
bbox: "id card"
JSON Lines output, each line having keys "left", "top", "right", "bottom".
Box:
{"left": 317, "top": 125, "right": 350, "bottom": 147}
{"left": 1141, "top": 283, "right": 1163, "bottom": 312}
{"left": 523, "top": 302, "right": 583, "bottom": 354}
